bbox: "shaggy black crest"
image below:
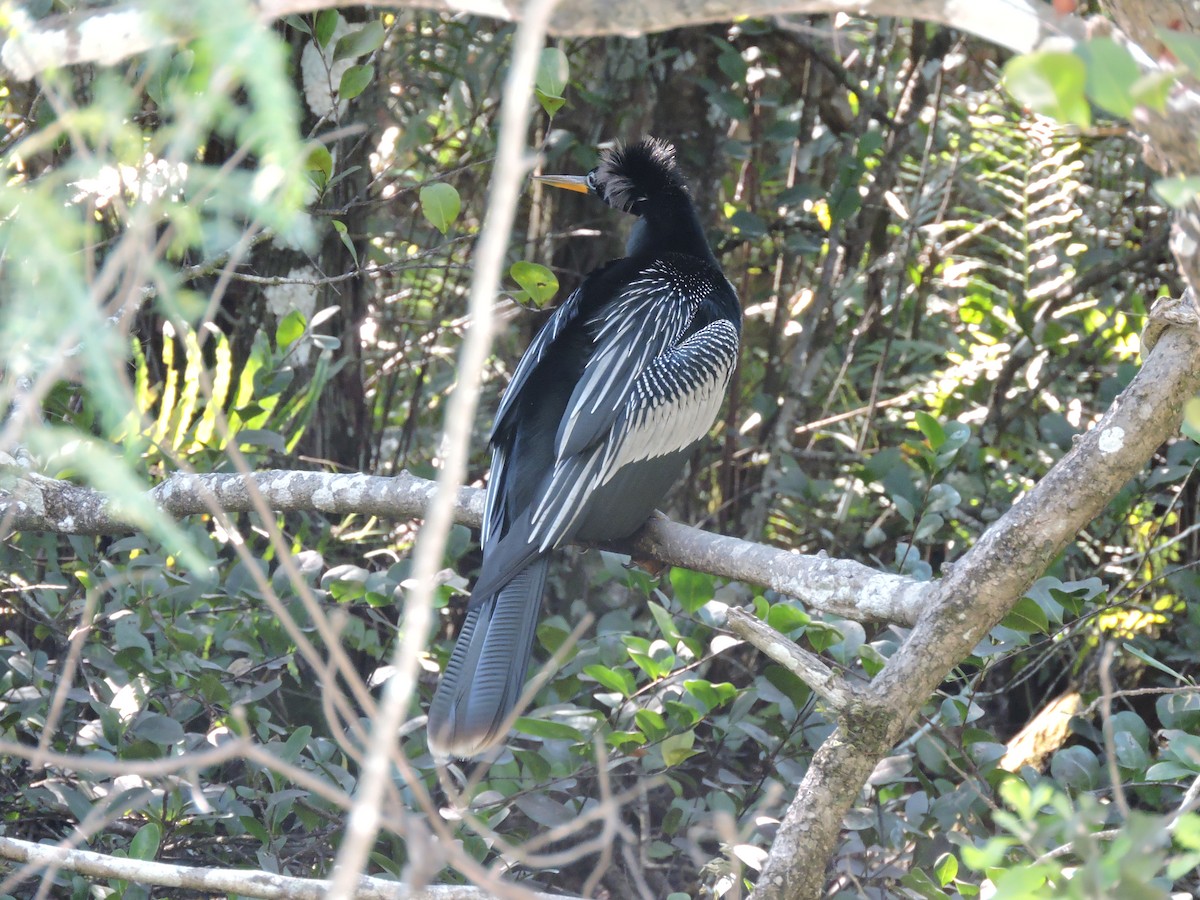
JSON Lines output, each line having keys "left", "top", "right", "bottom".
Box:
{"left": 593, "top": 136, "right": 689, "bottom": 213}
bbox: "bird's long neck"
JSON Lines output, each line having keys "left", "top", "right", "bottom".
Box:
{"left": 626, "top": 193, "right": 717, "bottom": 267}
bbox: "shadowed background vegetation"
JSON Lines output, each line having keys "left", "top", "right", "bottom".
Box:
{"left": 2, "top": 5, "right": 1198, "bottom": 898}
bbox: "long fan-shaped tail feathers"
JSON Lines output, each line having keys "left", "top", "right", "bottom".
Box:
{"left": 427, "top": 558, "right": 549, "bottom": 758}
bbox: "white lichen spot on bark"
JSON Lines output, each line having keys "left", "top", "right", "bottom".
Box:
{"left": 274, "top": 471, "right": 303, "bottom": 501}
{"left": 860, "top": 573, "right": 902, "bottom": 617}
{"left": 1098, "top": 426, "right": 1125, "bottom": 454}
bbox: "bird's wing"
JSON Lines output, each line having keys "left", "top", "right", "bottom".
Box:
{"left": 527, "top": 315, "right": 740, "bottom": 551}
{"left": 483, "top": 285, "right": 587, "bottom": 544}
{"left": 481, "top": 443, "right": 507, "bottom": 546}
{"left": 488, "top": 280, "right": 591, "bottom": 445}
{"left": 554, "top": 265, "right": 698, "bottom": 459}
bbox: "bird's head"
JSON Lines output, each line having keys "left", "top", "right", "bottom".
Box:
{"left": 537, "top": 136, "right": 689, "bottom": 217}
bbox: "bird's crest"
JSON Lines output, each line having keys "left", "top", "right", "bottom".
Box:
{"left": 594, "top": 137, "right": 688, "bottom": 213}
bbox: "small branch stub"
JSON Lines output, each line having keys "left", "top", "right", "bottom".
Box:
{"left": 726, "top": 607, "right": 857, "bottom": 711}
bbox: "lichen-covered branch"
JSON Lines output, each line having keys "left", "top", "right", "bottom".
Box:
{"left": 751, "top": 315, "right": 1200, "bottom": 898}
{"left": 1, "top": 0, "right": 1084, "bottom": 82}
{"left": 0, "top": 836, "right": 579, "bottom": 900}
{"left": 726, "top": 607, "right": 858, "bottom": 710}
{"left": 0, "top": 463, "right": 928, "bottom": 625}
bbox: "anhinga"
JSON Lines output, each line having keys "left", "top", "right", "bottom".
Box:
{"left": 428, "top": 137, "right": 741, "bottom": 758}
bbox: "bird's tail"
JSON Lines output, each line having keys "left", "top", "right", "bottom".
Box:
{"left": 427, "top": 557, "right": 549, "bottom": 758}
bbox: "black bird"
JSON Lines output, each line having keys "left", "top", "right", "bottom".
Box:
{"left": 427, "top": 137, "right": 741, "bottom": 758}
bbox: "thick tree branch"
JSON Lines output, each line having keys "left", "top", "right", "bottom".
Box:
{"left": 0, "top": 836, "right": 579, "bottom": 900}
{"left": 752, "top": 313, "right": 1200, "bottom": 898}
{"left": 0, "top": 0, "right": 1084, "bottom": 82}
{"left": 0, "top": 463, "right": 928, "bottom": 625}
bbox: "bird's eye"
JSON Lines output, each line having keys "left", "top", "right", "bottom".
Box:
{"left": 585, "top": 170, "right": 598, "bottom": 192}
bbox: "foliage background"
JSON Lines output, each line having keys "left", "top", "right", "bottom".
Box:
{"left": 1, "top": 4, "right": 1199, "bottom": 898}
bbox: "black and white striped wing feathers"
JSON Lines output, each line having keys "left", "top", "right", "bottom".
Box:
{"left": 554, "top": 266, "right": 697, "bottom": 458}
{"left": 527, "top": 265, "right": 738, "bottom": 550}
{"left": 482, "top": 285, "right": 588, "bottom": 545}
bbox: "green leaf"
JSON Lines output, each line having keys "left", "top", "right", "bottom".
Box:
{"left": 334, "top": 21, "right": 385, "bottom": 61}
{"left": 670, "top": 566, "right": 714, "bottom": 613}
{"left": 913, "top": 512, "right": 944, "bottom": 542}
{"left": 509, "top": 260, "right": 558, "bottom": 306}
{"left": 990, "top": 864, "right": 1048, "bottom": 898}
{"left": 1158, "top": 692, "right": 1200, "bottom": 730}
{"left": 1129, "top": 69, "right": 1175, "bottom": 113}
{"left": 926, "top": 483, "right": 961, "bottom": 513}
{"left": 939, "top": 421, "right": 971, "bottom": 455}
{"left": 1000, "top": 596, "right": 1049, "bottom": 634}
{"left": 419, "top": 183, "right": 462, "bottom": 235}
{"left": 683, "top": 679, "right": 736, "bottom": 712}
{"left": 583, "top": 664, "right": 635, "bottom": 697}
{"left": 1174, "top": 813, "right": 1200, "bottom": 851}
{"left": 1159, "top": 30, "right": 1200, "bottom": 80}
{"left": 1076, "top": 37, "right": 1139, "bottom": 119}
{"left": 281, "top": 725, "right": 312, "bottom": 763}
{"left": 306, "top": 143, "right": 333, "bottom": 191}
{"left": 626, "top": 635, "right": 674, "bottom": 680}
{"left": 766, "top": 602, "right": 809, "bottom": 635}
{"left": 806, "top": 621, "right": 843, "bottom": 653}
{"left": 635, "top": 708, "right": 667, "bottom": 742}
{"left": 959, "top": 837, "right": 1017, "bottom": 872}
{"left": 513, "top": 717, "right": 584, "bottom": 742}
{"left": 1146, "top": 761, "right": 1199, "bottom": 781}
{"left": 1003, "top": 51, "right": 1091, "bottom": 127}
{"left": 534, "top": 89, "right": 566, "bottom": 116}
{"left": 1153, "top": 176, "right": 1200, "bottom": 209}
{"left": 535, "top": 47, "right": 569, "bottom": 115}
{"left": 338, "top": 63, "right": 374, "bottom": 102}
{"left": 1123, "top": 642, "right": 1189, "bottom": 682}
{"left": 331, "top": 219, "right": 358, "bottom": 264}
{"left": 661, "top": 729, "right": 697, "bottom": 767}
{"left": 284, "top": 15, "right": 311, "bottom": 35}
{"left": 314, "top": 10, "right": 340, "bottom": 47}
{"left": 129, "top": 822, "right": 161, "bottom": 861}
{"left": 934, "top": 851, "right": 958, "bottom": 886}
{"left": 606, "top": 730, "right": 646, "bottom": 750}
{"left": 914, "top": 411, "right": 945, "bottom": 450}
{"left": 276, "top": 310, "right": 306, "bottom": 347}
{"left": 1049, "top": 745, "right": 1099, "bottom": 790}
{"left": 646, "top": 599, "right": 681, "bottom": 645}
{"left": 132, "top": 713, "right": 184, "bottom": 746}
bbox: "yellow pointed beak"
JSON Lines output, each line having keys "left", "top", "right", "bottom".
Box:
{"left": 535, "top": 174, "right": 590, "bottom": 193}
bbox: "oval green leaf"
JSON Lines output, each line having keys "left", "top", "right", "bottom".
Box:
{"left": 510, "top": 260, "right": 558, "bottom": 306}
{"left": 1076, "top": 37, "right": 1139, "bottom": 119}
{"left": 420, "top": 182, "right": 461, "bottom": 235}
{"left": 1003, "top": 50, "right": 1091, "bottom": 128}
{"left": 276, "top": 309, "right": 306, "bottom": 347}
{"left": 334, "top": 21, "right": 385, "bottom": 61}
{"left": 513, "top": 716, "right": 584, "bottom": 742}
{"left": 535, "top": 47, "right": 569, "bottom": 100}
{"left": 338, "top": 63, "right": 374, "bottom": 102}
{"left": 130, "top": 822, "right": 162, "bottom": 861}
{"left": 314, "top": 9, "right": 340, "bottom": 47}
